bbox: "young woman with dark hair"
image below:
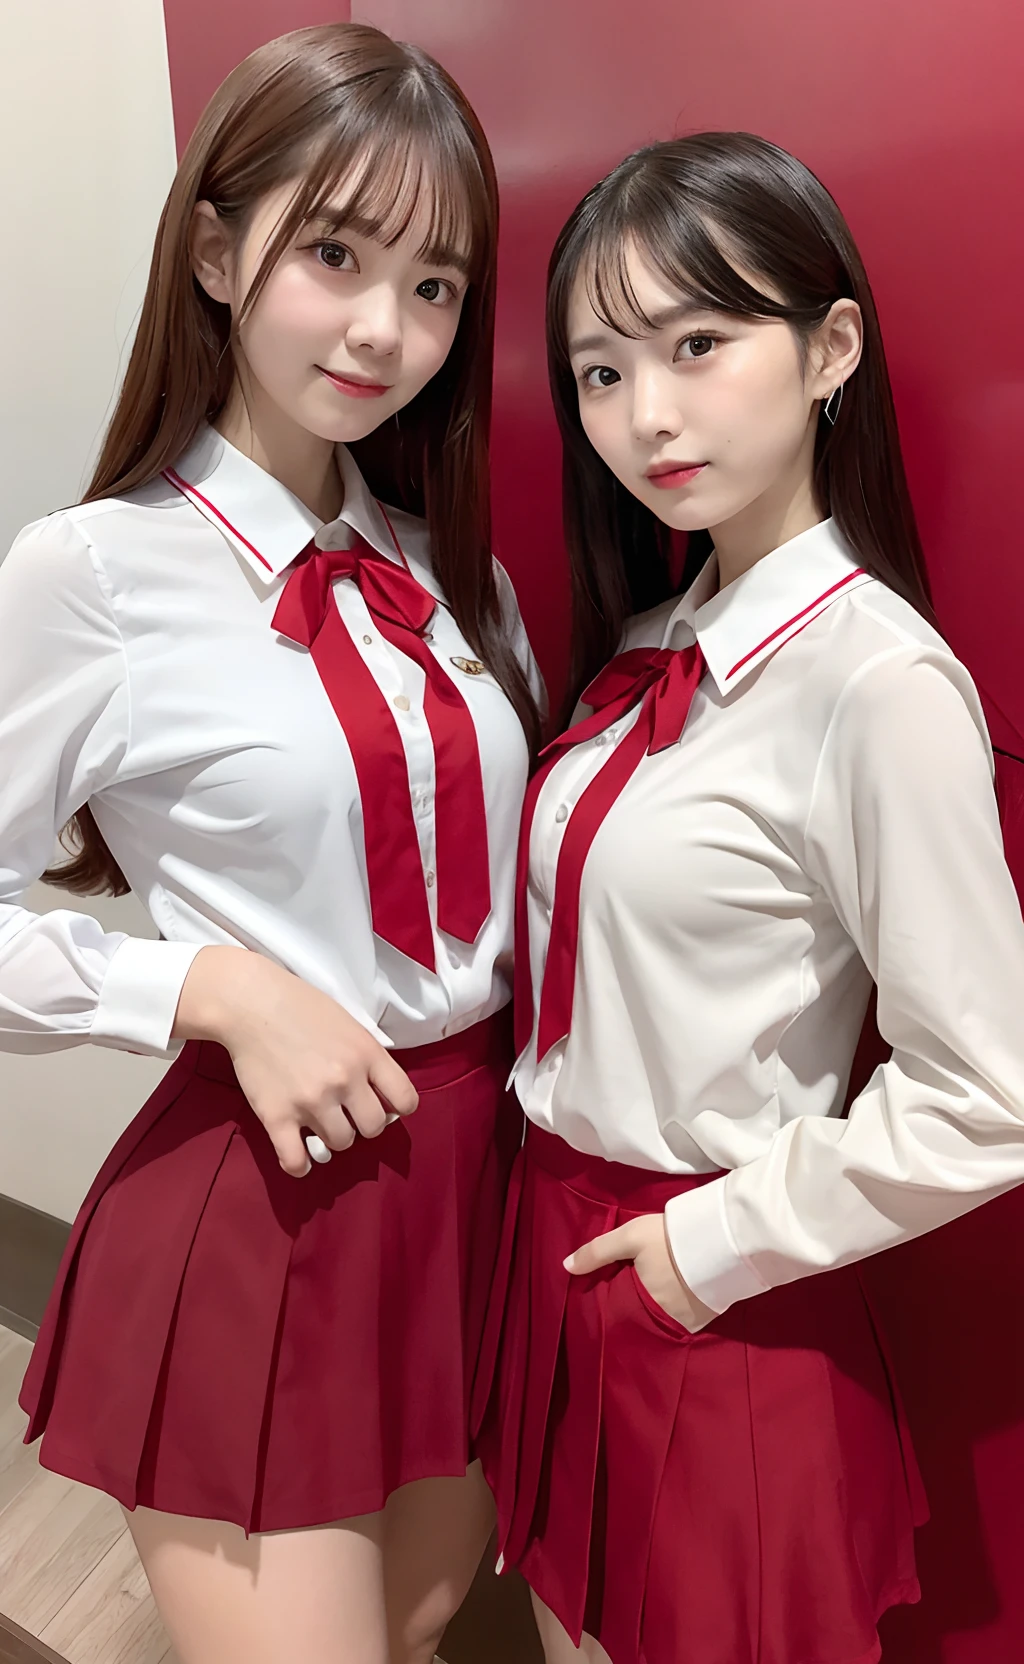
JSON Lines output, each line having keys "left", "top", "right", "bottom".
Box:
{"left": 0, "top": 23, "right": 541, "bottom": 1663}
{"left": 473, "top": 132, "right": 1024, "bottom": 1664}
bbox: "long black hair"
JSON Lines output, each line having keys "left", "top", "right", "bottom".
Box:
{"left": 547, "top": 131, "right": 933, "bottom": 708}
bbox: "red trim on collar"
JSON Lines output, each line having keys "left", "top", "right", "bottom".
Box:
{"left": 162, "top": 466, "right": 274, "bottom": 572}
{"left": 725, "top": 567, "right": 867, "bottom": 679}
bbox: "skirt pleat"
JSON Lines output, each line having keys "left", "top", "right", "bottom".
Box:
{"left": 26, "top": 1055, "right": 242, "bottom": 1506}
{"left": 506, "top": 1172, "right": 588, "bottom": 1566}
{"left": 641, "top": 1300, "right": 761, "bottom": 1661}
{"left": 473, "top": 1123, "right": 925, "bottom": 1664}
{"left": 517, "top": 1178, "right": 614, "bottom": 1634}
{"left": 135, "top": 1109, "right": 297, "bottom": 1530}
{"left": 594, "top": 1264, "right": 695, "bottom": 1662}
{"left": 21, "top": 1054, "right": 206, "bottom": 1449}
{"left": 470, "top": 1128, "right": 526, "bottom": 1434}
{"left": 22, "top": 1013, "right": 519, "bottom": 1532}
{"left": 487, "top": 1157, "right": 541, "bottom": 1555}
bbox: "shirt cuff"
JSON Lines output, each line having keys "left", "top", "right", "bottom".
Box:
{"left": 664, "top": 1174, "right": 770, "bottom": 1316}
{"left": 90, "top": 937, "right": 206, "bottom": 1058}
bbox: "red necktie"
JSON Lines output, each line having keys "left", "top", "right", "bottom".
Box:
{"left": 272, "top": 533, "right": 491, "bottom": 970}
{"left": 515, "top": 644, "right": 706, "bottom": 1060}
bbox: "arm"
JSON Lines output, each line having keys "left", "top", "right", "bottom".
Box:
{"left": 0, "top": 514, "right": 418, "bottom": 1171}
{"left": 665, "top": 648, "right": 1024, "bottom": 1314}
{"left": 0, "top": 515, "right": 203, "bottom": 1057}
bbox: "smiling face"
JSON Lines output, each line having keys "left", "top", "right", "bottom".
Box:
{"left": 566, "top": 239, "right": 861, "bottom": 555}
{"left": 191, "top": 164, "right": 470, "bottom": 448}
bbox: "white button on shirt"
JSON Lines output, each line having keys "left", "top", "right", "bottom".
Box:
{"left": 515, "top": 519, "right": 1024, "bottom": 1315}
{"left": 0, "top": 425, "right": 542, "bottom": 1060}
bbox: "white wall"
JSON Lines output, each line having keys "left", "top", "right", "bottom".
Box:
{"left": 0, "top": 0, "right": 178, "bottom": 1221}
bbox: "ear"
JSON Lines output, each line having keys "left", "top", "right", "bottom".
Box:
{"left": 190, "top": 200, "right": 235, "bottom": 306}
{"left": 808, "top": 298, "right": 863, "bottom": 408}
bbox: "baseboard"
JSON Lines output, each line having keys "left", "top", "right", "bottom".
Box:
{"left": 0, "top": 1611, "right": 69, "bottom": 1664}
{"left": 0, "top": 1194, "right": 70, "bottom": 1339}
{"left": 0, "top": 1305, "right": 37, "bottom": 1344}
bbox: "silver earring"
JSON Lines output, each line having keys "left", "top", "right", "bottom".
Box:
{"left": 823, "top": 384, "right": 844, "bottom": 426}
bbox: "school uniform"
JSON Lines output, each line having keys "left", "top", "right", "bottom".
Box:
{"left": 472, "top": 519, "right": 1024, "bottom": 1664}
{"left": 1, "top": 423, "right": 541, "bottom": 1532}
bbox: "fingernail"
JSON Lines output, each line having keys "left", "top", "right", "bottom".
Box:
{"left": 563, "top": 1254, "right": 575, "bottom": 1271}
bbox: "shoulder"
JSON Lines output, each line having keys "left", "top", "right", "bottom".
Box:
{"left": 834, "top": 585, "right": 985, "bottom": 738}
{"left": 802, "top": 589, "right": 991, "bottom": 794}
{"left": 2, "top": 478, "right": 184, "bottom": 590}
{"left": 777, "top": 578, "right": 984, "bottom": 747}
{"left": 1, "top": 508, "right": 110, "bottom": 599}
{"left": 834, "top": 649, "right": 991, "bottom": 780}
{"left": 847, "top": 580, "right": 948, "bottom": 655}
{"left": 0, "top": 509, "right": 132, "bottom": 650}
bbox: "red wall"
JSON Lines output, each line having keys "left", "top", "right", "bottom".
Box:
{"left": 364, "top": 0, "right": 1024, "bottom": 735}
{"left": 358, "top": 5, "right": 1024, "bottom": 1663}
{"left": 161, "top": 2, "right": 1024, "bottom": 1656}
{"left": 164, "top": 0, "right": 1024, "bottom": 746}
{"left": 360, "top": 0, "right": 1024, "bottom": 738}
{"left": 162, "top": 0, "right": 352, "bottom": 154}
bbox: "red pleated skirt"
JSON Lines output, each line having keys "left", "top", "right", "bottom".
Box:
{"left": 21, "top": 1011, "right": 519, "bottom": 1533}
{"left": 472, "top": 1124, "right": 928, "bottom": 1664}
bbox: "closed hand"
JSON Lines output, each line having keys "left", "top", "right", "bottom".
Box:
{"left": 175, "top": 946, "right": 418, "bottom": 1177}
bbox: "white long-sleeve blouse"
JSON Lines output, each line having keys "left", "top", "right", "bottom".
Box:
{"left": 515, "top": 519, "right": 1024, "bottom": 1313}
{"left": 0, "top": 424, "right": 541, "bottom": 1060}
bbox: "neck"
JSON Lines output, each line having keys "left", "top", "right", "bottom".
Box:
{"left": 708, "top": 437, "right": 822, "bottom": 592}
{"left": 216, "top": 376, "right": 343, "bottom": 523}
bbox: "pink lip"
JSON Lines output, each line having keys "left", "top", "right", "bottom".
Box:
{"left": 318, "top": 366, "right": 391, "bottom": 399}
{"left": 646, "top": 462, "right": 707, "bottom": 490}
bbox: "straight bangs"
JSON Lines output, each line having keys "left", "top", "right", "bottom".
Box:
{"left": 239, "top": 81, "right": 492, "bottom": 327}
{"left": 550, "top": 159, "right": 835, "bottom": 379}
{"left": 577, "top": 203, "right": 784, "bottom": 343}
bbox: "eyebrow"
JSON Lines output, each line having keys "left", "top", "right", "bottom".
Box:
{"left": 568, "top": 300, "right": 711, "bottom": 356}
{"left": 309, "top": 210, "right": 473, "bottom": 279}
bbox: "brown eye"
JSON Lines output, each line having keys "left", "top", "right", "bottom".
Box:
{"left": 679, "top": 335, "right": 716, "bottom": 360}
{"left": 416, "top": 278, "right": 455, "bottom": 306}
{"left": 316, "top": 241, "right": 353, "bottom": 270}
{"left": 583, "top": 365, "right": 621, "bottom": 389}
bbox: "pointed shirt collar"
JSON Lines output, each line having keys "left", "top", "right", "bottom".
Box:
{"left": 665, "top": 519, "right": 874, "bottom": 696}
{"left": 163, "top": 424, "right": 408, "bottom": 585}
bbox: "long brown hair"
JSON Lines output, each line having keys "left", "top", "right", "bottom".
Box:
{"left": 47, "top": 21, "right": 541, "bottom": 895}
{"left": 546, "top": 132, "right": 934, "bottom": 710}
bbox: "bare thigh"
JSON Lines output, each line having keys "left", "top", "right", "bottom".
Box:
{"left": 532, "top": 1590, "right": 615, "bottom": 1664}
{"left": 125, "top": 1504, "right": 388, "bottom": 1664}
{"left": 384, "top": 1459, "right": 496, "bottom": 1664}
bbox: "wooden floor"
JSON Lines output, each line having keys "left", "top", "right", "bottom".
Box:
{"left": 0, "top": 1327, "right": 174, "bottom": 1664}
{"left": 0, "top": 1322, "right": 541, "bottom": 1664}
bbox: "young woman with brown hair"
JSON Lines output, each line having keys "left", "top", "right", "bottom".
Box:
{"left": 1, "top": 24, "right": 541, "bottom": 1663}
{"left": 473, "top": 132, "right": 1024, "bottom": 1664}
